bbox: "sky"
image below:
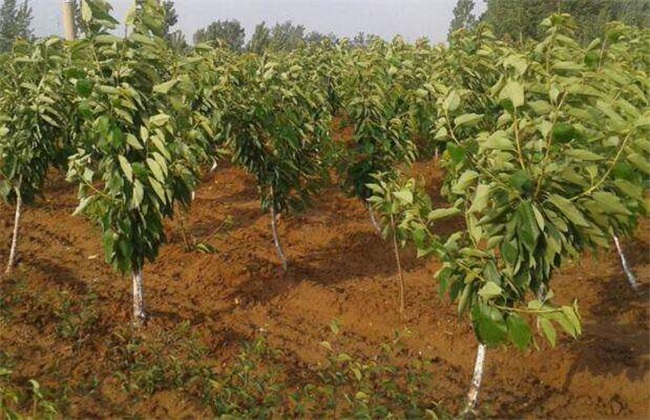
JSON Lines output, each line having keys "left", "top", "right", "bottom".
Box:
{"left": 32, "top": 0, "right": 487, "bottom": 44}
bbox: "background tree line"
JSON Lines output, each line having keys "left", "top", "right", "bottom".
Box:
{"left": 0, "top": 0, "right": 648, "bottom": 55}
{"left": 0, "top": 0, "right": 377, "bottom": 56}
{"left": 0, "top": 0, "right": 32, "bottom": 53}
{"left": 449, "top": 0, "right": 649, "bottom": 44}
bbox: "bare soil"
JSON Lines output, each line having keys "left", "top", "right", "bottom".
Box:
{"left": 0, "top": 152, "right": 648, "bottom": 418}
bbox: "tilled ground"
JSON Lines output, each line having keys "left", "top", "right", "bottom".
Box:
{"left": 0, "top": 156, "right": 648, "bottom": 418}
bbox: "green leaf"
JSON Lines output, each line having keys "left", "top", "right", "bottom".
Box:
{"left": 539, "top": 317, "right": 557, "bottom": 347}
{"left": 95, "top": 34, "right": 123, "bottom": 44}
{"left": 355, "top": 391, "right": 370, "bottom": 401}
{"left": 443, "top": 90, "right": 461, "bottom": 113}
{"left": 447, "top": 143, "right": 466, "bottom": 165}
{"left": 76, "top": 79, "right": 93, "bottom": 97}
{"left": 507, "top": 314, "right": 532, "bottom": 350}
{"left": 627, "top": 153, "right": 650, "bottom": 175}
{"left": 126, "top": 134, "right": 143, "bottom": 150}
{"left": 434, "top": 126, "right": 448, "bottom": 140}
{"left": 500, "top": 240, "right": 518, "bottom": 266}
{"left": 454, "top": 113, "right": 483, "bottom": 127}
{"left": 566, "top": 149, "right": 603, "bottom": 161}
{"left": 150, "top": 135, "right": 171, "bottom": 160}
{"left": 528, "top": 100, "right": 552, "bottom": 115}
{"left": 146, "top": 158, "right": 165, "bottom": 183}
{"left": 473, "top": 304, "right": 508, "bottom": 346}
{"left": 499, "top": 80, "right": 525, "bottom": 108}
{"left": 118, "top": 155, "right": 133, "bottom": 183}
{"left": 131, "top": 180, "right": 144, "bottom": 209}
{"left": 503, "top": 54, "right": 528, "bottom": 76}
{"left": 81, "top": 0, "right": 92, "bottom": 22}
{"left": 427, "top": 207, "right": 461, "bottom": 221}
{"left": 613, "top": 179, "right": 643, "bottom": 200}
{"left": 635, "top": 114, "right": 650, "bottom": 128}
{"left": 153, "top": 80, "right": 178, "bottom": 95}
{"left": 40, "top": 114, "right": 60, "bottom": 127}
{"left": 478, "top": 282, "right": 502, "bottom": 299}
{"left": 150, "top": 114, "right": 171, "bottom": 127}
{"left": 590, "top": 191, "right": 631, "bottom": 215}
{"left": 469, "top": 184, "right": 490, "bottom": 213}
{"left": 510, "top": 170, "right": 532, "bottom": 192}
{"left": 552, "top": 123, "right": 577, "bottom": 143}
{"left": 457, "top": 283, "right": 472, "bottom": 316}
{"left": 547, "top": 194, "right": 590, "bottom": 227}
{"left": 482, "top": 130, "right": 514, "bottom": 150}
{"left": 73, "top": 196, "right": 94, "bottom": 216}
{"left": 561, "top": 305, "right": 582, "bottom": 336}
{"left": 551, "top": 61, "right": 584, "bottom": 72}
{"left": 149, "top": 177, "right": 166, "bottom": 203}
{"left": 452, "top": 170, "right": 478, "bottom": 194}
{"left": 393, "top": 190, "right": 413, "bottom": 204}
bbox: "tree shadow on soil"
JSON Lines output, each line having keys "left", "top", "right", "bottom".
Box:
{"left": 561, "top": 271, "right": 650, "bottom": 389}
{"left": 229, "top": 230, "right": 426, "bottom": 308}
{"left": 30, "top": 258, "right": 91, "bottom": 293}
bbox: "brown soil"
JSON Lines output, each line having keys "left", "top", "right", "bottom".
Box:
{"left": 1, "top": 154, "right": 648, "bottom": 418}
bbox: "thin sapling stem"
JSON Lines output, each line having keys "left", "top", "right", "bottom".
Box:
{"left": 368, "top": 204, "right": 381, "bottom": 234}
{"left": 390, "top": 212, "right": 405, "bottom": 314}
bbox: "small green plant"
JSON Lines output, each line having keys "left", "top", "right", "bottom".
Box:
{"left": 54, "top": 292, "right": 99, "bottom": 344}
{"left": 367, "top": 172, "right": 437, "bottom": 314}
{"left": 0, "top": 367, "right": 59, "bottom": 419}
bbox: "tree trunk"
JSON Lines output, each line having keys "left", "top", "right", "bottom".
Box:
{"left": 132, "top": 268, "right": 146, "bottom": 327}
{"left": 463, "top": 343, "right": 486, "bottom": 415}
{"left": 271, "top": 205, "right": 287, "bottom": 271}
{"left": 368, "top": 204, "right": 381, "bottom": 234}
{"left": 390, "top": 213, "right": 405, "bottom": 314}
{"left": 613, "top": 234, "right": 638, "bottom": 290}
{"left": 5, "top": 183, "right": 22, "bottom": 274}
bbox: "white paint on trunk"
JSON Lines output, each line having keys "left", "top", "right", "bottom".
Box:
{"left": 271, "top": 206, "right": 287, "bottom": 271}
{"left": 132, "top": 268, "right": 146, "bottom": 326}
{"left": 464, "top": 343, "right": 486, "bottom": 415}
{"left": 613, "top": 234, "right": 638, "bottom": 290}
{"left": 5, "top": 186, "right": 22, "bottom": 274}
{"left": 368, "top": 204, "right": 381, "bottom": 234}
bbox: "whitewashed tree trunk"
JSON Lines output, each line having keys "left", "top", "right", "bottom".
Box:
{"left": 612, "top": 234, "right": 638, "bottom": 290}
{"left": 5, "top": 183, "right": 23, "bottom": 274}
{"left": 132, "top": 268, "right": 146, "bottom": 326}
{"left": 270, "top": 206, "right": 287, "bottom": 271}
{"left": 463, "top": 343, "right": 486, "bottom": 415}
{"left": 368, "top": 204, "right": 381, "bottom": 234}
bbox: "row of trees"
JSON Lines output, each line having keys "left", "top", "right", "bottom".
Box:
{"left": 449, "top": 0, "right": 650, "bottom": 43}
{"left": 0, "top": 0, "right": 364, "bottom": 55}
{"left": 0, "top": 0, "right": 32, "bottom": 53}
{"left": 193, "top": 19, "right": 368, "bottom": 52}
